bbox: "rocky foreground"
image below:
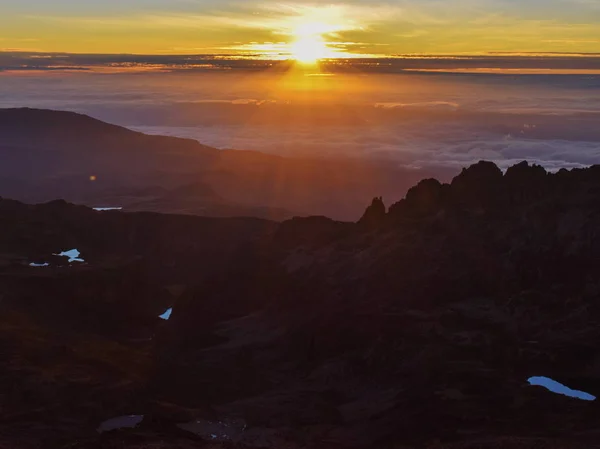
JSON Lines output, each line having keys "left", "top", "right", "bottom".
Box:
{"left": 1, "top": 161, "right": 600, "bottom": 448}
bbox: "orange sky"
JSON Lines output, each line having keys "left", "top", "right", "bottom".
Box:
{"left": 1, "top": 1, "right": 599, "bottom": 56}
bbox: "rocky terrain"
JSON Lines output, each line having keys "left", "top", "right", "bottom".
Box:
{"left": 1, "top": 160, "right": 600, "bottom": 448}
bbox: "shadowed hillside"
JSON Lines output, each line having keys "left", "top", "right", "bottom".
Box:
{"left": 0, "top": 108, "right": 454, "bottom": 220}
{"left": 1, "top": 160, "right": 600, "bottom": 448}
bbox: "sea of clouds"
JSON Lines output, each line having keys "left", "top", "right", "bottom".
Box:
{"left": 1, "top": 57, "right": 599, "bottom": 172}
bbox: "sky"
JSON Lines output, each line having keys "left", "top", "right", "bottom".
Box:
{"left": 1, "top": 0, "right": 600, "bottom": 56}
{"left": 1, "top": 0, "right": 599, "bottom": 177}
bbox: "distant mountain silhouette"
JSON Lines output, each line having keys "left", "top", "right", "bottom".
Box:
{"left": 0, "top": 108, "right": 453, "bottom": 220}
{"left": 0, "top": 107, "right": 136, "bottom": 137}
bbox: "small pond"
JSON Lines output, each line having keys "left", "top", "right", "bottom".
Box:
{"left": 54, "top": 249, "right": 85, "bottom": 263}
{"left": 528, "top": 376, "right": 596, "bottom": 401}
{"left": 159, "top": 308, "right": 173, "bottom": 320}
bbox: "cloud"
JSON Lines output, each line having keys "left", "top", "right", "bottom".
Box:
{"left": 2, "top": 52, "right": 600, "bottom": 75}
{"left": 128, "top": 122, "right": 600, "bottom": 171}
{"left": 1, "top": 57, "right": 599, "bottom": 172}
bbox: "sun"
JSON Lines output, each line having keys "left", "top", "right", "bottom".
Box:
{"left": 291, "top": 35, "right": 328, "bottom": 64}
{"left": 289, "top": 21, "right": 334, "bottom": 64}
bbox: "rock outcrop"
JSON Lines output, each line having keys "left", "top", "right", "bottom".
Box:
{"left": 358, "top": 196, "right": 386, "bottom": 228}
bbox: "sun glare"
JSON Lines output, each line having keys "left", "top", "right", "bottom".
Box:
{"left": 230, "top": 8, "right": 364, "bottom": 62}
{"left": 291, "top": 35, "right": 328, "bottom": 63}
{"left": 290, "top": 21, "right": 336, "bottom": 64}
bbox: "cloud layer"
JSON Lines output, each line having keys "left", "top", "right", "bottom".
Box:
{"left": 2, "top": 52, "right": 600, "bottom": 74}
{"left": 1, "top": 65, "right": 598, "bottom": 172}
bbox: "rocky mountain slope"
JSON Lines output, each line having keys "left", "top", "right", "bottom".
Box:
{"left": 0, "top": 160, "right": 600, "bottom": 448}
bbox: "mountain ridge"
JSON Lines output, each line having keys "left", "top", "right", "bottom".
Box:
{"left": 0, "top": 107, "right": 455, "bottom": 221}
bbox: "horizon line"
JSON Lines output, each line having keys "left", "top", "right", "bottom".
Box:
{"left": 2, "top": 50, "right": 600, "bottom": 59}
